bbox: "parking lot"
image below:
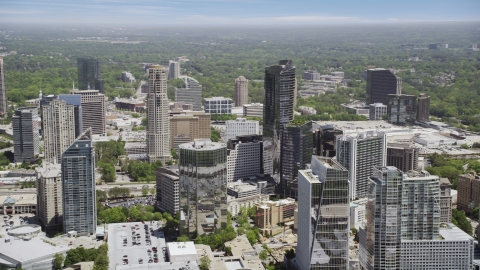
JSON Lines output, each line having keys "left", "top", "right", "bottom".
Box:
{"left": 108, "top": 221, "right": 167, "bottom": 269}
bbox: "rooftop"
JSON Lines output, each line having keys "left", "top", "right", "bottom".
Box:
{"left": 167, "top": 241, "right": 197, "bottom": 257}
{"left": 35, "top": 163, "right": 62, "bottom": 178}
{"left": 179, "top": 139, "right": 226, "bottom": 151}
{"left": 439, "top": 223, "right": 474, "bottom": 241}
{"left": 227, "top": 181, "right": 258, "bottom": 192}
{"left": 204, "top": 96, "right": 232, "bottom": 101}
{"left": 1, "top": 194, "right": 36, "bottom": 205}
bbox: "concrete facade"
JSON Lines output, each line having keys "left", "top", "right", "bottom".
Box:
{"left": 146, "top": 66, "right": 171, "bottom": 163}
{"left": 227, "top": 135, "right": 263, "bottom": 183}
{"left": 42, "top": 99, "right": 76, "bottom": 164}
{"left": 225, "top": 118, "right": 259, "bottom": 140}
{"left": 170, "top": 111, "right": 210, "bottom": 149}
{"left": 156, "top": 168, "right": 179, "bottom": 215}
{"left": 204, "top": 97, "right": 232, "bottom": 115}
{"left": 457, "top": 173, "right": 480, "bottom": 215}
{"left": 36, "top": 163, "right": 63, "bottom": 231}
{"left": 234, "top": 76, "right": 248, "bottom": 107}
{"left": 70, "top": 89, "right": 105, "bottom": 135}
{"left": 243, "top": 103, "right": 263, "bottom": 118}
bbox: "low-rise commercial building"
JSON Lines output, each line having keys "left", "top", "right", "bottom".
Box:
{"left": 124, "top": 142, "right": 147, "bottom": 155}
{"left": 225, "top": 118, "right": 259, "bottom": 140}
{"left": 0, "top": 194, "right": 37, "bottom": 215}
{"left": 255, "top": 198, "right": 296, "bottom": 236}
{"left": 204, "top": 96, "right": 232, "bottom": 114}
{"left": 227, "top": 194, "right": 269, "bottom": 217}
{"left": 167, "top": 242, "right": 197, "bottom": 263}
{"left": 114, "top": 98, "right": 145, "bottom": 112}
{"left": 243, "top": 103, "right": 263, "bottom": 118}
{"left": 369, "top": 103, "right": 387, "bottom": 120}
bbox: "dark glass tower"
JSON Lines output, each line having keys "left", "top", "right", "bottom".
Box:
{"left": 366, "top": 68, "right": 400, "bottom": 105}
{"left": 77, "top": 58, "right": 104, "bottom": 94}
{"left": 62, "top": 128, "right": 96, "bottom": 235}
{"left": 281, "top": 120, "right": 313, "bottom": 198}
{"left": 263, "top": 60, "right": 296, "bottom": 182}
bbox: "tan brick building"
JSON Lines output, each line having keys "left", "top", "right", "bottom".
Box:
{"left": 254, "top": 198, "right": 296, "bottom": 236}
{"left": 170, "top": 111, "right": 210, "bottom": 149}
{"left": 457, "top": 173, "right": 480, "bottom": 214}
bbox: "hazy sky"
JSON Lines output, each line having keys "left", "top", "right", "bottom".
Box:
{"left": 1, "top": 0, "right": 479, "bottom": 26}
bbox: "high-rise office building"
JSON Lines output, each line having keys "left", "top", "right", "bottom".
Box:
{"left": 0, "top": 56, "right": 7, "bottom": 116}
{"left": 175, "top": 78, "right": 202, "bottom": 111}
{"left": 439, "top": 178, "right": 452, "bottom": 223}
{"left": 417, "top": 93, "right": 430, "bottom": 122}
{"left": 147, "top": 65, "right": 170, "bottom": 163}
{"left": 227, "top": 135, "right": 263, "bottom": 183}
{"left": 336, "top": 132, "right": 386, "bottom": 200}
{"left": 243, "top": 103, "right": 264, "bottom": 118}
{"left": 225, "top": 118, "right": 259, "bottom": 140}
{"left": 263, "top": 60, "right": 296, "bottom": 177}
{"left": 387, "top": 94, "right": 417, "bottom": 125}
{"left": 70, "top": 90, "right": 105, "bottom": 135}
{"left": 168, "top": 60, "right": 180, "bottom": 79}
{"left": 359, "top": 168, "right": 473, "bottom": 270}
{"left": 156, "top": 168, "right": 179, "bottom": 215}
{"left": 179, "top": 139, "right": 227, "bottom": 239}
{"left": 280, "top": 120, "right": 313, "bottom": 198}
{"left": 386, "top": 143, "right": 419, "bottom": 172}
{"left": 76, "top": 58, "right": 104, "bottom": 94}
{"left": 13, "top": 107, "right": 40, "bottom": 163}
{"left": 297, "top": 156, "right": 350, "bottom": 270}
{"left": 234, "top": 76, "right": 248, "bottom": 107}
{"left": 58, "top": 94, "right": 84, "bottom": 138}
{"left": 42, "top": 99, "right": 76, "bottom": 164}
{"left": 36, "top": 163, "right": 62, "bottom": 231}
{"left": 366, "top": 68, "right": 401, "bottom": 105}
{"left": 457, "top": 173, "right": 480, "bottom": 215}
{"left": 62, "top": 129, "right": 96, "bottom": 235}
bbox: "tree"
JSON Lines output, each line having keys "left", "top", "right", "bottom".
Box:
{"left": 210, "top": 127, "right": 220, "bottom": 142}
{"left": 142, "top": 188, "right": 148, "bottom": 196}
{"left": 171, "top": 149, "right": 177, "bottom": 159}
{"left": 259, "top": 250, "right": 269, "bottom": 262}
{"left": 460, "top": 143, "right": 469, "bottom": 149}
{"left": 224, "top": 246, "right": 232, "bottom": 256}
{"left": 472, "top": 207, "right": 479, "bottom": 221}
{"left": 452, "top": 209, "right": 472, "bottom": 235}
{"left": 100, "top": 163, "right": 116, "bottom": 182}
{"left": 177, "top": 235, "right": 189, "bottom": 242}
{"left": 150, "top": 188, "right": 156, "bottom": 195}
{"left": 199, "top": 255, "right": 211, "bottom": 270}
{"left": 96, "top": 190, "right": 107, "bottom": 202}
{"left": 153, "top": 212, "right": 163, "bottom": 221}
{"left": 53, "top": 253, "right": 64, "bottom": 270}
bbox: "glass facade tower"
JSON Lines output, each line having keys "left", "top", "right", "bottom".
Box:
{"left": 179, "top": 139, "right": 227, "bottom": 239}
{"left": 263, "top": 60, "right": 296, "bottom": 180}
{"left": 297, "top": 156, "right": 350, "bottom": 269}
{"left": 62, "top": 128, "right": 96, "bottom": 235}
{"left": 76, "top": 58, "right": 104, "bottom": 93}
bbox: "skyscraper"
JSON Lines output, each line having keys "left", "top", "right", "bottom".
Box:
{"left": 147, "top": 65, "right": 171, "bottom": 163}
{"left": 42, "top": 99, "right": 76, "bottom": 164}
{"left": 70, "top": 90, "right": 105, "bottom": 135}
{"left": 234, "top": 76, "right": 248, "bottom": 107}
{"left": 297, "top": 156, "right": 350, "bottom": 270}
{"left": 280, "top": 120, "right": 313, "bottom": 198}
{"left": 36, "top": 163, "right": 62, "bottom": 231}
{"left": 417, "top": 93, "right": 430, "bottom": 122}
{"left": 336, "top": 132, "right": 386, "bottom": 200}
{"left": 179, "top": 139, "right": 227, "bottom": 239}
{"left": 175, "top": 77, "right": 203, "bottom": 111}
{"left": 76, "top": 58, "right": 104, "bottom": 94}
{"left": 62, "top": 128, "right": 96, "bottom": 235}
{"left": 58, "top": 94, "right": 84, "bottom": 137}
{"left": 225, "top": 118, "right": 259, "bottom": 140}
{"left": 366, "top": 68, "right": 401, "bottom": 105}
{"left": 263, "top": 60, "right": 296, "bottom": 177}
{"left": 387, "top": 94, "right": 417, "bottom": 125}
{"left": 227, "top": 134, "right": 263, "bottom": 183}
{"left": 12, "top": 107, "right": 40, "bottom": 163}
{"left": 361, "top": 166, "right": 403, "bottom": 270}
{"left": 0, "top": 56, "right": 7, "bottom": 116}
{"left": 168, "top": 60, "right": 180, "bottom": 79}
{"left": 386, "top": 143, "right": 419, "bottom": 172}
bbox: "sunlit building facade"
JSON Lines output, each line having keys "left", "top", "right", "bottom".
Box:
{"left": 297, "top": 156, "right": 350, "bottom": 270}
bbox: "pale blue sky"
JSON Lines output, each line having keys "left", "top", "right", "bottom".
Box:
{"left": 0, "top": 0, "right": 479, "bottom": 25}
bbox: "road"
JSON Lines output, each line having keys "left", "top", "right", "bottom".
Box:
{"left": 135, "top": 80, "right": 146, "bottom": 97}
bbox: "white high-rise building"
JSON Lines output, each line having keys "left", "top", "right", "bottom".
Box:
{"left": 369, "top": 103, "right": 387, "bottom": 120}
{"left": 168, "top": 60, "right": 180, "bottom": 79}
{"left": 234, "top": 76, "right": 248, "bottom": 107}
{"left": 147, "top": 65, "right": 171, "bottom": 163}
{"left": 225, "top": 118, "right": 259, "bottom": 140}
{"left": 297, "top": 156, "right": 350, "bottom": 270}
{"left": 42, "top": 99, "right": 76, "bottom": 164}
{"left": 336, "top": 131, "right": 387, "bottom": 200}
{"left": 0, "top": 56, "right": 7, "bottom": 116}
{"left": 227, "top": 135, "right": 263, "bottom": 183}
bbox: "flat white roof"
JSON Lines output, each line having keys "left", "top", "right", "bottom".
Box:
{"left": 439, "top": 224, "right": 474, "bottom": 241}
{"left": 167, "top": 242, "right": 197, "bottom": 257}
